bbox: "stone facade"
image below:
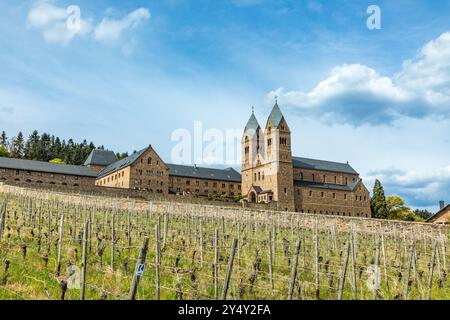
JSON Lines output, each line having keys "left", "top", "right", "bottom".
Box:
{"left": 242, "top": 101, "right": 372, "bottom": 217}
{"left": 0, "top": 161, "right": 96, "bottom": 188}
{"left": 169, "top": 176, "right": 241, "bottom": 197}
{"left": 427, "top": 204, "right": 450, "bottom": 224}
{"left": 96, "top": 146, "right": 169, "bottom": 194}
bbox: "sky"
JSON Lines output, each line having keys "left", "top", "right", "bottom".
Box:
{"left": 0, "top": 0, "right": 449, "bottom": 212}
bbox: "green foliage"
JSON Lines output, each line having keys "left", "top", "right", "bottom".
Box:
{"left": 371, "top": 179, "right": 388, "bottom": 219}
{"left": 0, "top": 131, "right": 7, "bottom": 148}
{"left": 385, "top": 196, "right": 424, "bottom": 222}
{"left": 49, "top": 158, "right": 65, "bottom": 164}
{"left": 116, "top": 152, "right": 129, "bottom": 160}
{"left": 1, "top": 129, "right": 127, "bottom": 166}
{"left": 10, "top": 131, "right": 24, "bottom": 158}
{"left": 0, "top": 146, "right": 10, "bottom": 158}
{"left": 414, "top": 209, "right": 433, "bottom": 220}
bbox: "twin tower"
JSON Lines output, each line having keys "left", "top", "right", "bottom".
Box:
{"left": 241, "top": 100, "right": 296, "bottom": 211}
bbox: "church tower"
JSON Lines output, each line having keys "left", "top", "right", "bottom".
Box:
{"left": 241, "top": 101, "right": 295, "bottom": 211}
{"left": 263, "top": 99, "right": 295, "bottom": 211}
{"left": 241, "top": 108, "right": 263, "bottom": 199}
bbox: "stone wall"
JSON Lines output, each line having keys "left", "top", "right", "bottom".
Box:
{"left": 169, "top": 175, "right": 241, "bottom": 197}
{"left": 0, "top": 167, "right": 95, "bottom": 188}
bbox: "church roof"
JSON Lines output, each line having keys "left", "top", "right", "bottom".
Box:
{"left": 98, "top": 147, "right": 150, "bottom": 178}
{"left": 294, "top": 179, "right": 360, "bottom": 192}
{"left": 426, "top": 204, "right": 450, "bottom": 223}
{"left": 293, "top": 157, "right": 359, "bottom": 175}
{"left": 0, "top": 157, "right": 98, "bottom": 177}
{"left": 244, "top": 111, "right": 260, "bottom": 132}
{"left": 167, "top": 164, "right": 241, "bottom": 182}
{"left": 266, "top": 101, "right": 284, "bottom": 128}
{"left": 84, "top": 149, "right": 118, "bottom": 167}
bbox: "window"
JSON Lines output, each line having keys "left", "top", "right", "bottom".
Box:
{"left": 334, "top": 176, "right": 337, "bottom": 184}
{"left": 222, "top": 183, "right": 226, "bottom": 188}
{"left": 148, "top": 157, "right": 152, "bottom": 165}
{"left": 213, "top": 182, "right": 217, "bottom": 188}
{"left": 258, "top": 172, "right": 261, "bottom": 180}
{"left": 204, "top": 181, "right": 208, "bottom": 187}
{"left": 186, "top": 180, "right": 190, "bottom": 185}
{"left": 321, "top": 192, "right": 324, "bottom": 198}
{"left": 323, "top": 175, "right": 326, "bottom": 182}
{"left": 309, "top": 190, "right": 312, "bottom": 197}
{"left": 344, "top": 194, "right": 347, "bottom": 200}
{"left": 312, "top": 174, "right": 315, "bottom": 182}
{"left": 267, "top": 138, "right": 272, "bottom": 146}
{"left": 345, "top": 177, "right": 348, "bottom": 185}
{"left": 254, "top": 173, "right": 257, "bottom": 181}
{"left": 333, "top": 193, "right": 336, "bottom": 199}
{"left": 284, "top": 188, "right": 287, "bottom": 195}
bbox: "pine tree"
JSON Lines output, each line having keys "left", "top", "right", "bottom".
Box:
{"left": 24, "top": 130, "right": 40, "bottom": 160}
{"left": 371, "top": 179, "right": 389, "bottom": 219}
{"left": 10, "top": 131, "right": 25, "bottom": 158}
{"left": 0, "top": 131, "right": 7, "bottom": 148}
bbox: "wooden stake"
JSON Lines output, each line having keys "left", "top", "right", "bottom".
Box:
{"left": 221, "top": 238, "right": 238, "bottom": 300}
{"left": 127, "top": 237, "right": 149, "bottom": 300}
{"left": 288, "top": 239, "right": 301, "bottom": 300}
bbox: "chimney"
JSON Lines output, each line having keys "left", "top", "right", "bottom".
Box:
{"left": 439, "top": 201, "right": 445, "bottom": 210}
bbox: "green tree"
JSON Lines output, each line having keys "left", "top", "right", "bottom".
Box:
{"left": 24, "top": 130, "right": 40, "bottom": 160}
{"left": 10, "top": 131, "right": 25, "bottom": 158}
{"left": 371, "top": 179, "right": 389, "bottom": 219}
{"left": 0, "top": 131, "right": 7, "bottom": 148}
{"left": 0, "top": 146, "right": 10, "bottom": 157}
{"left": 116, "top": 152, "right": 129, "bottom": 160}
{"left": 414, "top": 209, "right": 433, "bottom": 220}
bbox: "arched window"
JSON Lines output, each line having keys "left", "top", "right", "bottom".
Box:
{"left": 148, "top": 157, "right": 152, "bottom": 165}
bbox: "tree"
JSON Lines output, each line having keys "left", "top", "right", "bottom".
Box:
{"left": 371, "top": 179, "right": 388, "bottom": 219}
{"left": 24, "top": 130, "right": 40, "bottom": 160}
{"left": 385, "top": 196, "right": 424, "bottom": 222}
{"left": 414, "top": 209, "right": 433, "bottom": 220}
{"left": 116, "top": 152, "right": 129, "bottom": 160}
{"left": 10, "top": 131, "right": 25, "bottom": 158}
{"left": 0, "top": 146, "right": 10, "bottom": 157}
{"left": 0, "top": 131, "right": 7, "bottom": 148}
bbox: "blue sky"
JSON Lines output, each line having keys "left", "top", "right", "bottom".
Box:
{"left": 0, "top": 0, "right": 450, "bottom": 211}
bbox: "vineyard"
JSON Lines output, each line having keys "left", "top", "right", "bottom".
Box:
{"left": 0, "top": 185, "right": 448, "bottom": 300}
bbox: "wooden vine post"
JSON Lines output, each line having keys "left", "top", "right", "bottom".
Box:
{"left": 221, "top": 238, "right": 238, "bottom": 300}
{"left": 128, "top": 237, "right": 149, "bottom": 300}
{"left": 56, "top": 212, "right": 65, "bottom": 276}
{"left": 81, "top": 220, "right": 89, "bottom": 300}
{"left": 288, "top": 239, "right": 301, "bottom": 300}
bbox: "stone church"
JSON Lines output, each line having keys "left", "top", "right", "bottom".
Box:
{"left": 242, "top": 100, "right": 372, "bottom": 217}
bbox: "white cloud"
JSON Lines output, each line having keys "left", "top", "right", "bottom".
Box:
{"left": 270, "top": 32, "right": 450, "bottom": 125}
{"left": 94, "top": 8, "right": 150, "bottom": 44}
{"left": 364, "top": 166, "right": 450, "bottom": 208}
{"left": 27, "top": 1, "right": 92, "bottom": 46}
{"left": 27, "top": 1, "right": 150, "bottom": 49}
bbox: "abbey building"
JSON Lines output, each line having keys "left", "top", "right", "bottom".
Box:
{"left": 241, "top": 101, "right": 372, "bottom": 217}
